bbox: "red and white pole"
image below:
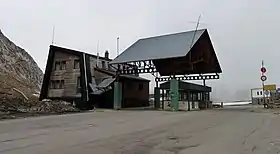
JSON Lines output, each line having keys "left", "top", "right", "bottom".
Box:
{"left": 261, "top": 60, "right": 267, "bottom": 107}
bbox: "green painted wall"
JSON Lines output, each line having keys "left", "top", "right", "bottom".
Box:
{"left": 114, "top": 82, "right": 122, "bottom": 109}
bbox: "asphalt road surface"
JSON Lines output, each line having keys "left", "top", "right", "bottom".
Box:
{"left": 0, "top": 106, "right": 280, "bottom": 154}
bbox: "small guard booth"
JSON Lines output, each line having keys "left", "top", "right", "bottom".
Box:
{"left": 159, "top": 81, "right": 212, "bottom": 111}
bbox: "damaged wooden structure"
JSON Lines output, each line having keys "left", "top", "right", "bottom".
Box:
{"left": 110, "top": 29, "right": 222, "bottom": 111}
{"left": 39, "top": 45, "right": 150, "bottom": 109}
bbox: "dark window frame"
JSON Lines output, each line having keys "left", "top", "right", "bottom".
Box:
{"left": 50, "top": 80, "right": 55, "bottom": 89}
{"left": 77, "top": 77, "right": 81, "bottom": 88}
{"left": 60, "top": 80, "right": 65, "bottom": 89}
{"left": 74, "top": 59, "right": 80, "bottom": 69}
{"left": 54, "top": 61, "right": 66, "bottom": 70}
{"left": 61, "top": 61, "right": 66, "bottom": 70}
{"left": 101, "top": 61, "right": 106, "bottom": 69}
{"left": 76, "top": 77, "right": 81, "bottom": 93}
{"left": 55, "top": 80, "right": 60, "bottom": 89}
{"left": 50, "top": 80, "right": 65, "bottom": 89}
{"left": 54, "top": 61, "right": 61, "bottom": 70}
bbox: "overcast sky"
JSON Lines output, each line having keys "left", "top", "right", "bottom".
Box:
{"left": 1, "top": 0, "right": 279, "bottom": 101}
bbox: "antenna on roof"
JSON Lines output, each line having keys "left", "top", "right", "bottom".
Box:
{"left": 96, "top": 40, "right": 100, "bottom": 68}
{"left": 190, "top": 15, "right": 201, "bottom": 48}
{"left": 117, "top": 37, "right": 120, "bottom": 56}
{"left": 189, "top": 15, "right": 201, "bottom": 70}
{"left": 51, "top": 25, "right": 56, "bottom": 45}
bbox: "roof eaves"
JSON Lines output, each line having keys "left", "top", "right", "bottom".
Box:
{"left": 139, "top": 28, "right": 206, "bottom": 41}
{"left": 94, "top": 68, "right": 150, "bottom": 82}
{"left": 110, "top": 29, "right": 206, "bottom": 64}
{"left": 50, "top": 45, "right": 112, "bottom": 61}
{"left": 120, "top": 75, "right": 150, "bottom": 82}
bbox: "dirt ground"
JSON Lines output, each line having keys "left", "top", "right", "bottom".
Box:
{"left": 0, "top": 105, "right": 280, "bottom": 154}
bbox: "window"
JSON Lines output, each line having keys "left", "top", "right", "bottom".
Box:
{"left": 74, "top": 59, "right": 80, "bottom": 69}
{"left": 77, "top": 77, "right": 81, "bottom": 93}
{"left": 60, "top": 80, "right": 65, "bottom": 89}
{"left": 54, "top": 61, "right": 66, "bottom": 70}
{"left": 77, "top": 77, "right": 81, "bottom": 88}
{"left": 102, "top": 61, "right": 106, "bottom": 69}
{"left": 138, "top": 83, "right": 143, "bottom": 91}
{"left": 257, "top": 91, "right": 259, "bottom": 95}
{"left": 192, "top": 102, "right": 195, "bottom": 108}
{"left": 61, "top": 61, "right": 66, "bottom": 70}
{"left": 55, "top": 61, "right": 61, "bottom": 70}
{"left": 50, "top": 80, "right": 55, "bottom": 89}
{"left": 55, "top": 80, "right": 60, "bottom": 89}
{"left": 50, "top": 80, "right": 65, "bottom": 89}
{"left": 260, "top": 91, "right": 263, "bottom": 95}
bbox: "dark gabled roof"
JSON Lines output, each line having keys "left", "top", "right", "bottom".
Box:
{"left": 95, "top": 68, "right": 150, "bottom": 82}
{"left": 50, "top": 45, "right": 111, "bottom": 61}
{"left": 160, "top": 81, "right": 211, "bottom": 92}
{"left": 109, "top": 29, "right": 222, "bottom": 76}
{"left": 110, "top": 29, "right": 205, "bottom": 64}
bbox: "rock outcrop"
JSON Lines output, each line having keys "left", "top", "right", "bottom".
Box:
{"left": 0, "top": 29, "right": 79, "bottom": 118}
{"left": 0, "top": 29, "right": 43, "bottom": 95}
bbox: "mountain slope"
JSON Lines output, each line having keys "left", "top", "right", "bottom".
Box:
{"left": 0, "top": 29, "right": 43, "bottom": 96}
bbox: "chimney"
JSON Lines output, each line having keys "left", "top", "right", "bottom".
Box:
{"left": 105, "top": 50, "right": 109, "bottom": 59}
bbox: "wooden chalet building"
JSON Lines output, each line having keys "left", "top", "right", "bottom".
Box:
{"left": 39, "top": 45, "right": 150, "bottom": 109}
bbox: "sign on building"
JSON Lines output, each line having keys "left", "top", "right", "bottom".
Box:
{"left": 264, "top": 90, "right": 270, "bottom": 96}
{"left": 264, "top": 84, "right": 276, "bottom": 91}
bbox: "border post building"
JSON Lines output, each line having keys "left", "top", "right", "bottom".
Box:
{"left": 110, "top": 29, "right": 222, "bottom": 111}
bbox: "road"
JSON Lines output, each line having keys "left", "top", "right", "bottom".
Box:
{"left": 0, "top": 106, "right": 280, "bottom": 154}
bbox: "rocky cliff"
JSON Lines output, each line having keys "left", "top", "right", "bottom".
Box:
{"left": 0, "top": 29, "right": 43, "bottom": 95}
{"left": 0, "top": 30, "right": 80, "bottom": 118}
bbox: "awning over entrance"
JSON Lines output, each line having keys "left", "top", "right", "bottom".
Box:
{"left": 160, "top": 81, "right": 211, "bottom": 92}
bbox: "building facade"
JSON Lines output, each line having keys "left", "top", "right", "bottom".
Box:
{"left": 158, "top": 81, "right": 212, "bottom": 110}
{"left": 251, "top": 88, "right": 271, "bottom": 105}
{"left": 40, "top": 45, "right": 150, "bottom": 109}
